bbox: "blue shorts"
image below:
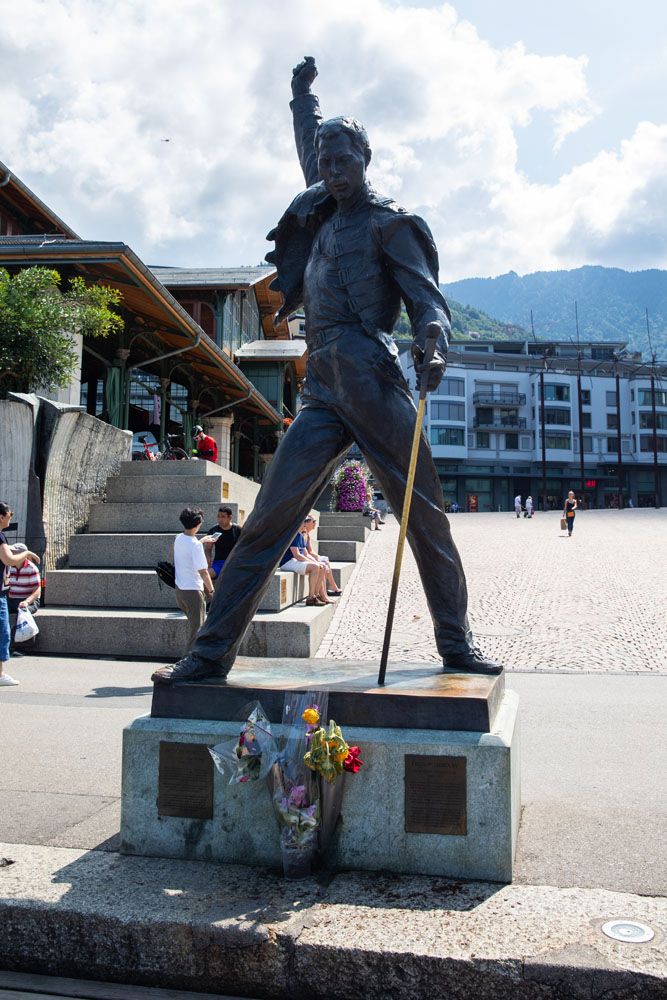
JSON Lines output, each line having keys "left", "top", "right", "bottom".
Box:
{"left": 212, "top": 559, "right": 226, "bottom": 577}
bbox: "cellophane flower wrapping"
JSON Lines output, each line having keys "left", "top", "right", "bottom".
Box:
{"left": 266, "top": 690, "right": 330, "bottom": 851}
{"left": 209, "top": 701, "right": 277, "bottom": 784}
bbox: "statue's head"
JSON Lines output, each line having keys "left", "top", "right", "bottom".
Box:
{"left": 315, "top": 117, "right": 371, "bottom": 205}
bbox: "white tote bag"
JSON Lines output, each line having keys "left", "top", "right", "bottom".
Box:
{"left": 15, "top": 606, "right": 39, "bottom": 642}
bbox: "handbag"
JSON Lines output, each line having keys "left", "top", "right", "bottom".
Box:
{"left": 155, "top": 560, "right": 176, "bottom": 589}
{"left": 560, "top": 517, "right": 567, "bottom": 531}
{"left": 15, "top": 605, "right": 39, "bottom": 642}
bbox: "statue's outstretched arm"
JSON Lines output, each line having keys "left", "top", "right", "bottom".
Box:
{"left": 290, "top": 56, "right": 322, "bottom": 188}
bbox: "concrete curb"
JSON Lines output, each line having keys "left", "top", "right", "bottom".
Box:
{"left": 1, "top": 844, "right": 664, "bottom": 998}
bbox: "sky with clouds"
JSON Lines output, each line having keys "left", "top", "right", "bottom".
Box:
{"left": 1, "top": 0, "right": 666, "bottom": 280}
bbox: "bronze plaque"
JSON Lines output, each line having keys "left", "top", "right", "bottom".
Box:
{"left": 222, "top": 482, "right": 230, "bottom": 499}
{"left": 404, "top": 754, "right": 467, "bottom": 835}
{"left": 157, "top": 742, "right": 213, "bottom": 819}
{"left": 280, "top": 577, "right": 287, "bottom": 605}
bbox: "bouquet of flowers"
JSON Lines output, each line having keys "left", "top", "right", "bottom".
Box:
{"left": 211, "top": 695, "right": 363, "bottom": 879}
{"left": 209, "top": 702, "right": 277, "bottom": 784}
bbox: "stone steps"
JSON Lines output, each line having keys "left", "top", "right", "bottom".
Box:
{"left": 33, "top": 603, "right": 335, "bottom": 660}
{"left": 88, "top": 501, "right": 243, "bottom": 533}
{"left": 317, "top": 524, "right": 369, "bottom": 542}
{"left": 317, "top": 539, "right": 363, "bottom": 562}
{"left": 106, "top": 475, "right": 228, "bottom": 503}
{"left": 45, "top": 561, "right": 355, "bottom": 612}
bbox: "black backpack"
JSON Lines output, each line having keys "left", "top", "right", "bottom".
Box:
{"left": 155, "top": 560, "right": 176, "bottom": 589}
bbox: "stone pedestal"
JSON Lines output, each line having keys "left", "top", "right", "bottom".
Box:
{"left": 120, "top": 658, "right": 520, "bottom": 882}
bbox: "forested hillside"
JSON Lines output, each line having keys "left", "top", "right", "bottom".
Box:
{"left": 394, "top": 298, "right": 527, "bottom": 342}
{"left": 442, "top": 266, "right": 667, "bottom": 358}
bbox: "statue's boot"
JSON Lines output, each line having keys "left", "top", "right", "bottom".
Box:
{"left": 442, "top": 645, "right": 503, "bottom": 675}
{"left": 151, "top": 653, "right": 229, "bottom": 684}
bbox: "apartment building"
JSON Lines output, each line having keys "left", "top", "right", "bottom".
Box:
{"left": 398, "top": 339, "right": 667, "bottom": 511}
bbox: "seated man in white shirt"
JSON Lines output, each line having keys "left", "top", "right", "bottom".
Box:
{"left": 173, "top": 507, "right": 214, "bottom": 654}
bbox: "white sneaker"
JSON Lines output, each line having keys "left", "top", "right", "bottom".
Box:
{"left": 0, "top": 674, "right": 19, "bottom": 686}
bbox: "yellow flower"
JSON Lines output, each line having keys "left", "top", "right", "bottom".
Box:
{"left": 302, "top": 707, "right": 320, "bottom": 726}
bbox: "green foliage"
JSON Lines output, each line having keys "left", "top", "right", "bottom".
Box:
{"left": 0, "top": 267, "right": 123, "bottom": 398}
{"left": 393, "top": 300, "right": 527, "bottom": 343}
{"left": 442, "top": 266, "right": 667, "bottom": 358}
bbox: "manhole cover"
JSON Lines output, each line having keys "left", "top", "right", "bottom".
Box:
{"left": 601, "top": 920, "right": 654, "bottom": 943}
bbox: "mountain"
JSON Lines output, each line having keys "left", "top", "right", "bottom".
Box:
{"left": 394, "top": 299, "right": 527, "bottom": 342}
{"left": 442, "top": 266, "right": 667, "bottom": 358}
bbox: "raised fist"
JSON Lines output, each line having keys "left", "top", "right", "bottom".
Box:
{"left": 291, "top": 56, "right": 318, "bottom": 97}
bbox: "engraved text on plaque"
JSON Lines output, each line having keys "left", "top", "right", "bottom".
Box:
{"left": 157, "top": 741, "right": 214, "bottom": 819}
{"left": 404, "top": 754, "right": 467, "bottom": 835}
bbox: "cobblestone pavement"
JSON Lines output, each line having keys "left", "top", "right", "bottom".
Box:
{"left": 317, "top": 508, "right": 667, "bottom": 672}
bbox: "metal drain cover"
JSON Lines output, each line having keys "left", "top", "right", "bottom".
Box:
{"left": 601, "top": 920, "right": 654, "bottom": 943}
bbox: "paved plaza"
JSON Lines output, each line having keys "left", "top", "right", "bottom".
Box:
{"left": 318, "top": 508, "right": 667, "bottom": 673}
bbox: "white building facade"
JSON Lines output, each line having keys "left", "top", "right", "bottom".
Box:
{"left": 398, "top": 340, "right": 667, "bottom": 511}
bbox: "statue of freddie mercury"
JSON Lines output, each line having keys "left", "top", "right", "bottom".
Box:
{"left": 152, "top": 57, "right": 502, "bottom": 685}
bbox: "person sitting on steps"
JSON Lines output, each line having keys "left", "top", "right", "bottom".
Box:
{"left": 302, "top": 514, "right": 342, "bottom": 597}
{"left": 279, "top": 522, "right": 327, "bottom": 606}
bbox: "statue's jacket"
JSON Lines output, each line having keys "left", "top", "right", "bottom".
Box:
{"left": 265, "top": 93, "right": 451, "bottom": 362}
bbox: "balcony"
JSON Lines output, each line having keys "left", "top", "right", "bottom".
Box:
{"left": 473, "top": 416, "right": 527, "bottom": 429}
{"left": 473, "top": 391, "right": 526, "bottom": 406}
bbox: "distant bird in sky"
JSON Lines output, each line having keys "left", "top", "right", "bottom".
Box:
{"left": 161, "top": 137, "right": 171, "bottom": 142}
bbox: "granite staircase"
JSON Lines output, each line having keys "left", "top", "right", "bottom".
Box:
{"left": 35, "top": 461, "right": 369, "bottom": 661}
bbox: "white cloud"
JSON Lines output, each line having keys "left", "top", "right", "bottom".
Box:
{"left": 0, "top": 0, "right": 664, "bottom": 278}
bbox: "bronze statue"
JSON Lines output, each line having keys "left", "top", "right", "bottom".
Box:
{"left": 152, "top": 57, "right": 501, "bottom": 685}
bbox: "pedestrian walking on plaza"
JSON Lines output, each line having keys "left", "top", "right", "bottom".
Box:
{"left": 0, "top": 502, "right": 41, "bottom": 687}
{"left": 514, "top": 494, "right": 522, "bottom": 518}
{"left": 173, "top": 507, "right": 214, "bottom": 654}
{"left": 525, "top": 496, "right": 533, "bottom": 518}
{"left": 563, "top": 490, "right": 578, "bottom": 536}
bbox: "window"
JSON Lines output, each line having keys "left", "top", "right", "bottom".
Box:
{"left": 542, "top": 383, "right": 570, "bottom": 402}
{"left": 580, "top": 389, "right": 591, "bottom": 405}
{"left": 606, "top": 413, "right": 618, "bottom": 430}
{"left": 606, "top": 437, "right": 619, "bottom": 453}
{"left": 440, "top": 377, "right": 465, "bottom": 397}
{"left": 520, "top": 435, "right": 532, "bottom": 450}
{"left": 545, "top": 407, "right": 570, "bottom": 425}
{"left": 545, "top": 433, "right": 571, "bottom": 449}
{"left": 581, "top": 412, "right": 591, "bottom": 428}
{"left": 430, "top": 427, "right": 465, "bottom": 447}
{"left": 606, "top": 390, "right": 617, "bottom": 407}
{"left": 476, "top": 431, "right": 490, "bottom": 448}
{"left": 504, "top": 433, "right": 519, "bottom": 450}
{"left": 622, "top": 440, "right": 631, "bottom": 454}
{"left": 640, "top": 411, "right": 667, "bottom": 430}
{"left": 583, "top": 435, "right": 593, "bottom": 452}
{"left": 638, "top": 388, "right": 667, "bottom": 406}
{"left": 640, "top": 435, "right": 667, "bottom": 452}
{"left": 632, "top": 412, "right": 635, "bottom": 424}
{"left": 431, "top": 401, "right": 465, "bottom": 421}
{"left": 631, "top": 389, "right": 634, "bottom": 402}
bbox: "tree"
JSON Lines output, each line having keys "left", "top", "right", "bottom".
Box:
{"left": 0, "top": 267, "right": 123, "bottom": 398}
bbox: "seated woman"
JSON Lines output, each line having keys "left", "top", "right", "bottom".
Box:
{"left": 301, "top": 515, "right": 342, "bottom": 597}
{"left": 279, "top": 524, "right": 327, "bottom": 606}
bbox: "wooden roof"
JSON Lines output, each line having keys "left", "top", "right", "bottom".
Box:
{"left": 0, "top": 240, "right": 282, "bottom": 425}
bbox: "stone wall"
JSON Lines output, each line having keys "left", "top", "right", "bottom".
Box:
{"left": 0, "top": 395, "right": 45, "bottom": 554}
{"left": 40, "top": 403, "right": 131, "bottom": 569}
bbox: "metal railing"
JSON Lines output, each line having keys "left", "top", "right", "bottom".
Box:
{"left": 472, "top": 391, "right": 526, "bottom": 406}
{"left": 473, "top": 417, "right": 527, "bottom": 429}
